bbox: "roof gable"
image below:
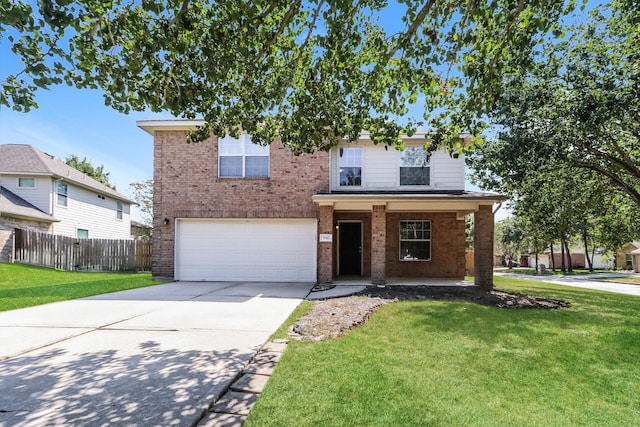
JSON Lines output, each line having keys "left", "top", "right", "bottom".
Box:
{"left": 0, "top": 144, "right": 134, "bottom": 204}
{"left": 0, "top": 186, "right": 58, "bottom": 223}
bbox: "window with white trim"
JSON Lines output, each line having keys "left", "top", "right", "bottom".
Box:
{"left": 339, "top": 147, "right": 362, "bottom": 186}
{"left": 218, "top": 135, "right": 269, "bottom": 178}
{"left": 399, "top": 220, "right": 431, "bottom": 261}
{"left": 400, "top": 147, "right": 431, "bottom": 186}
{"left": 77, "top": 229, "right": 89, "bottom": 239}
{"left": 57, "top": 182, "right": 68, "bottom": 207}
{"left": 116, "top": 201, "right": 123, "bottom": 220}
{"left": 18, "top": 177, "right": 35, "bottom": 188}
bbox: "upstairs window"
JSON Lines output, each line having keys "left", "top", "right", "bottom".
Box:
{"left": 57, "top": 182, "right": 68, "bottom": 207}
{"left": 116, "top": 201, "right": 123, "bottom": 220}
{"left": 399, "top": 220, "right": 431, "bottom": 261}
{"left": 400, "top": 147, "right": 431, "bottom": 186}
{"left": 218, "top": 135, "right": 269, "bottom": 178}
{"left": 339, "top": 147, "right": 362, "bottom": 186}
{"left": 18, "top": 177, "right": 35, "bottom": 188}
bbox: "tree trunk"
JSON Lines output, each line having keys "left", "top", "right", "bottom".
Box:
{"left": 560, "top": 240, "right": 566, "bottom": 273}
{"left": 583, "top": 228, "right": 593, "bottom": 272}
{"left": 550, "top": 243, "right": 556, "bottom": 272}
{"left": 564, "top": 240, "right": 573, "bottom": 272}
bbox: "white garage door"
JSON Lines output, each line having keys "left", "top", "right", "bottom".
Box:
{"left": 175, "top": 219, "right": 317, "bottom": 282}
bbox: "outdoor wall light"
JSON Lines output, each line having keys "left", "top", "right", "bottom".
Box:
{"left": 163, "top": 218, "right": 170, "bottom": 225}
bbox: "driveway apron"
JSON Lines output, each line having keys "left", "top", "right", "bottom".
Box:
{"left": 0, "top": 282, "right": 312, "bottom": 426}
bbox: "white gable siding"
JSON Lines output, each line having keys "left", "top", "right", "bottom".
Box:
{"left": 430, "top": 151, "right": 465, "bottom": 190}
{"left": 330, "top": 141, "right": 465, "bottom": 191}
{"left": 51, "top": 183, "right": 131, "bottom": 239}
{"left": 0, "top": 175, "right": 53, "bottom": 213}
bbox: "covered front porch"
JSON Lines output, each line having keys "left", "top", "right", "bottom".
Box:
{"left": 313, "top": 192, "right": 506, "bottom": 290}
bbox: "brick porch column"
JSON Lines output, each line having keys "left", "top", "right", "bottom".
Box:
{"left": 318, "top": 204, "right": 334, "bottom": 283}
{"left": 371, "top": 204, "right": 386, "bottom": 285}
{"left": 474, "top": 205, "right": 495, "bottom": 290}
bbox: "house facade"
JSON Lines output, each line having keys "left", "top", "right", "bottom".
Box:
{"left": 139, "top": 120, "right": 504, "bottom": 289}
{"left": 0, "top": 144, "right": 134, "bottom": 261}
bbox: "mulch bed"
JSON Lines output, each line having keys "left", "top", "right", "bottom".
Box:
{"left": 289, "top": 285, "right": 570, "bottom": 341}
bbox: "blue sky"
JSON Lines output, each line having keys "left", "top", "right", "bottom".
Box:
{"left": 0, "top": 81, "right": 170, "bottom": 221}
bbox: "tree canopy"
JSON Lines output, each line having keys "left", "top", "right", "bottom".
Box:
{"left": 1, "top": 0, "right": 580, "bottom": 153}
{"left": 469, "top": 1, "right": 640, "bottom": 205}
{"left": 65, "top": 154, "right": 115, "bottom": 189}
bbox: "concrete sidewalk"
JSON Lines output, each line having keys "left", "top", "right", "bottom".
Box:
{"left": 0, "top": 281, "right": 312, "bottom": 426}
{"left": 495, "top": 272, "right": 640, "bottom": 296}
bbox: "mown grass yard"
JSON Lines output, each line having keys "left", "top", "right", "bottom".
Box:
{"left": 599, "top": 276, "right": 640, "bottom": 285}
{"left": 0, "top": 263, "right": 161, "bottom": 312}
{"left": 247, "top": 276, "right": 640, "bottom": 426}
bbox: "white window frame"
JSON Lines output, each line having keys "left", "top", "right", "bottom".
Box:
{"left": 399, "top": 220, "right": 431, "bottom": 261}
{"left": 77, "top": 229, "right": 89, "bottom": 239}
{"left": 399, "top": 146, "right": 431, "bottom": 187}
{"left": 218, "top": 134, "right": 270, "bottom": 178}
{"left": 56, "top": 182, "right": 68, "bottom": 207}
{"left": 116, "top": 201, "right": 123, "bottom": 220}
{"left": 338, "top": 147, "right": 363, "bottom": 187}
{"left": 18, "top": 177, "right": 36, "bottom": 188}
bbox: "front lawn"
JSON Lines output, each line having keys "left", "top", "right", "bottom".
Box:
{"left": 0, "top": 263, "right": 162, "bottom": 311}
{"left": 247, "top": 276, "right": 640, "bottom": 426}
{"left": 599, "top": 276, "right": 640, "bottom": 285}
{"left": 499, "top": 267, "right": 614, "bottom": 276}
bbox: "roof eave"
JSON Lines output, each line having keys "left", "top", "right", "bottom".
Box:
{"left": 0, "top": 211, "right": 59, "bottom": 223}
{"left": 137, "top": 119, "right": 207, "bottom": 135}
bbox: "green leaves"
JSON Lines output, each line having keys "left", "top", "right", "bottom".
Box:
{"left": 2, "top": 0, "right": 574, "bottom": 152}
{"left": 468, "top": 0, "right": 640, "bottom": 252}
{"left": 65, "top": 155, "right": 116, "bottom": 189}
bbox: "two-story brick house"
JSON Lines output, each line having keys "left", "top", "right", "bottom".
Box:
{"left": 0, "top": 144, "right": 135, "bottom": 261}
{"left": 139, "top": 120, "right": 504, "bottom": 289}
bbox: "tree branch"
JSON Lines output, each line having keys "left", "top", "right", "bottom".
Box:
{"left": 575, "top": 161, "right": 640, "bottom": 206}
{"left": 582, "top": 144, "right": 640, "bottom": 180}
{"left": 168, "top": 0, "right": 191, "bottom": 26}
{"left": 257, "top": 0, "right": 302, "bottom": 59}
{"left": 300, "top": 0, "right": 326, "bottom": 51}
{"left": 381, "top": 0, "right": 436, "bottom": 65}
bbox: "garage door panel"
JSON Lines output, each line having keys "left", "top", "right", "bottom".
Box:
{"left": 176, "top": 219, "right": 317, "bottom": 282}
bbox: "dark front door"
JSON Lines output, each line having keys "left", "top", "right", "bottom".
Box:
{"left": 339, "top": 222, "right": 362, "bottom": 276}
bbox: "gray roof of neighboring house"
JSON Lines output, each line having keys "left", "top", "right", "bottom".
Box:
{"left": 0, "top": 186, "right": 58, "bottom": 223}
{"left": 0, "top": 144, "right": 135, "bottom": 204}
{"left": 131, "top": 220, "right": 152, "bottom": 229}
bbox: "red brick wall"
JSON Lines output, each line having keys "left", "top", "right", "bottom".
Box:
{"left": 371, "top": 205, "right": 386, "bottom": 284}
{"left": 473, "top": 205, "right": 494, "bottom": 289}
{"left": 385, "top": 212, "right": 465, "bottom": 278}
{"left": 318, "top": 205, "right": 334, "bottom": 283}
{"left": 152, "top": 131, "right": 329, "bottom": 278}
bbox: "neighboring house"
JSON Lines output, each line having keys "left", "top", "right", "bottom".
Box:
{"left": 615, "top": 242, "right": 640, "bottom": 270}
{"left": 138, "top": 120, "right": 505, "bottom": 288}
{"left": 131, "top": 220, "right": 152, "bottom": 240}
{"left": 0, "top": 186, "right": 58, "bottom": 262}
{"left": 0, "top": 144, "right": 135, "bottom": 257}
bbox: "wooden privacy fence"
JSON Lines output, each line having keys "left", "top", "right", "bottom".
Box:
{"left": 13, "top": 229, "right": 152, "bottom": 272}
{"left": 465, "top": 250, "right": 474, "bottom": 276}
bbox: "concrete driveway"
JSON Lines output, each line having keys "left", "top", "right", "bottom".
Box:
{"left": 0, "top": 281, "right": 312, "bottom": 426}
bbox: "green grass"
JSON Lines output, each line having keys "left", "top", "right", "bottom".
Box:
{"left": 247, "top": 276, "right": 640, "bottom": 426}
{"left": 599, "top": 276, "right": 640, "bottom": 285}
{"left": 0, "top": 263, "right": 163, "bottom": 311}
{"left": 501, "top": 267, "right": 613, "bottom": 276}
